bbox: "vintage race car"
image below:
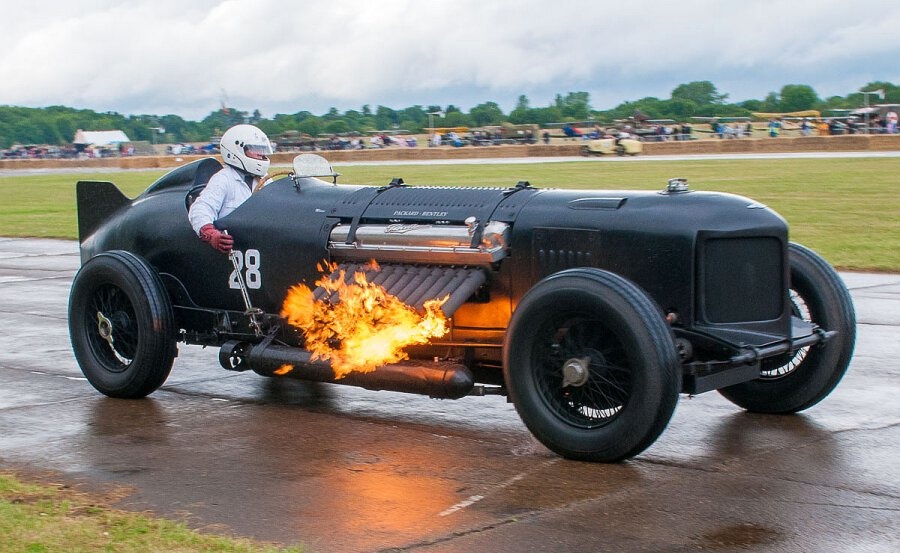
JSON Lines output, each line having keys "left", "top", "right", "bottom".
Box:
{"left": 69, "top": 155, "right": 855, "bottom": 462}
{"left": 581, "top": 137, "right": 643, "bottom": 156}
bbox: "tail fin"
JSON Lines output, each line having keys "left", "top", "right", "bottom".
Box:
{"left": 76, "top": 180, "right": 131, "bottom": 243}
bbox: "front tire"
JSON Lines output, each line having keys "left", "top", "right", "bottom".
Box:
{"left": 504, "top": 268, "right": 680, "bottom": 462}
{"left": 69, "top": 251, "right": 177, "bottom": 398}
{"left": 719, "top": 243, "right": 855, "bottom": 413}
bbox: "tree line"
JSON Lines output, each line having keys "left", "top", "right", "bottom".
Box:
{"left": 1, "top": 80, "right": 896, "bottom": 148}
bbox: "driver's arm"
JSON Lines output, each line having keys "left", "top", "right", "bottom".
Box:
{"left": 188, "top": 177, "right": 235, "bottom": 253}
{"left": 188, "top": 180, "right": 227, "bottom": 235}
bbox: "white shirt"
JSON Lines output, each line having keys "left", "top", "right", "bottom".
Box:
{"left": 188, "top": 164, "right": 254, "bottom": 235}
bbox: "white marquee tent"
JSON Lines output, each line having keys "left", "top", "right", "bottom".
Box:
{"left": 73, "top": 129, "right": 131, "bottom": 146}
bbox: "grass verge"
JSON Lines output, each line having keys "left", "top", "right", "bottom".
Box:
{"left": 0, "top": 471, "right": 304, "bottom": 552}
{"left": 0, "top": 157, "right": 897, "bottom": 271}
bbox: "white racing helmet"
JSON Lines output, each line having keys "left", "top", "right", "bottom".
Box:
{"left": 219, "top": 124, "right": 274, "bottom": 177}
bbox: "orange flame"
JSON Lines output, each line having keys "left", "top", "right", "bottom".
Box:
{"left": 281, "top": 261, "right": 449, "bottom": 378}
{"left": 273, "top": 364, "right": 294, "bottom": 376}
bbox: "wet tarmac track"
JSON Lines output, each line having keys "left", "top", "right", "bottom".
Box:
{"left": 0, "top": 237, "right": 897, "bottom": 552}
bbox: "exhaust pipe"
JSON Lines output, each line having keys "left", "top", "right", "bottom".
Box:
{"left": 219, "top": 340, "right": 474, "bottom": 399}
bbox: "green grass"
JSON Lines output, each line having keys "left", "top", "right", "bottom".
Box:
{"left": 0, "top": 472, "right": 304, "bottom": 553}
{"left": 1, "top": 157, "right": 897, "bottom": 271}
{"left": 0, "top": 171, "right": 160, "bottom": 239}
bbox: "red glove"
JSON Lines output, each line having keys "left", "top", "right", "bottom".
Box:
{"left": 199, "top": 224, "right": 234, "bottom": 253}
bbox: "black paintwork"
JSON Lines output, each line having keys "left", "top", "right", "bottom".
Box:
{"left": 76, "top": 158, "right": 801, "bottom": 392}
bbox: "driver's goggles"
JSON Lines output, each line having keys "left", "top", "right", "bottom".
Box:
{"left": 244, "top": 143, "right": 273, "bottom": 160}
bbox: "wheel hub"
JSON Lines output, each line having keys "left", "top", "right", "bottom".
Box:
{"left": 96, "top": 311, "right": 114, "bottom": 346}
{"left": 561, "top": 357, "right": 590, "bottom": 387}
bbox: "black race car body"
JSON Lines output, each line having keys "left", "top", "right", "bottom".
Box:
{"left": 70, "top": 156, "right": 855, "bottom": 462}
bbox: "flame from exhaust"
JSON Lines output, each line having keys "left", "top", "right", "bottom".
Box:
{"left": 281, "top": 261, "right": 449, "bottom": 378}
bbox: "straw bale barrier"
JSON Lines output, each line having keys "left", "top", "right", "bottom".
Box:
{"left": 3, "top": 135, "right": 899, "bottom": 171}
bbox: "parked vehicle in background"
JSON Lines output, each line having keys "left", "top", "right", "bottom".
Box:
{"left": 581, "top": 136, "right": 643, "bottom": 156}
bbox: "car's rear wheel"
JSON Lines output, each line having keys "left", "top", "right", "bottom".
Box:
{"left": 69, "top": 251, "right": 177, "bottom": 398}
{"left": 719, "top": 243, "right": 855, "bottom": 413}
{"left": 504, "top": 268, "right": 680, "bottom": 462}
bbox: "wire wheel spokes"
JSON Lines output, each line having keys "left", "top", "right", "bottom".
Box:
{"left": 536, "top": 317, "right": 632, "bottom": 428}
{"left": 85, "top": 284, "right": 139, "bottom": 371}
{"left": 761, "top": 289, "right": 811, "bottom": 379}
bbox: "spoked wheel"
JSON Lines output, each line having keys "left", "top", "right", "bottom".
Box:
{"left": 504, "top": 268, "right": 680, "bottom": 462}
{"left": 90, "top": 284, "right": 140, "bottom": 366}
{"left": 69, "top": 251, "right": 177, "bottom": 398}
{"left": 719, "top": 243, "right": 856, "bottom": 413}
{"left": 534, "top": 318, "right": 632, "bottom": 427}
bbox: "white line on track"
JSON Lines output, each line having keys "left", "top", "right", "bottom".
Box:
{"left": 438, "top": 458, "right": 560, "bottom": 517}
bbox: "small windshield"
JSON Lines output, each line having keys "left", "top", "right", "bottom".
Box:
{"left": 292, "top": 153, "right": 340, "bottom": 179}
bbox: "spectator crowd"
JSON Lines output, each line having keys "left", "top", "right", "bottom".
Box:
{"left": 4, "top": 111, "right": 900, "bottom": 160}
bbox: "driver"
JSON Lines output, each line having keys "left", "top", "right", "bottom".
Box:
{"left": 188, "top": 124, "right": 273, "bottom": 253}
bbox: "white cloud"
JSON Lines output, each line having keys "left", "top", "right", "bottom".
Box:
{"left": 0, "top": 0, "right": 898, "bottom": 119}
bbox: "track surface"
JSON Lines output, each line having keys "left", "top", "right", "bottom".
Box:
{"left": 1, "top": 238, "right": 898, "bottom": 552}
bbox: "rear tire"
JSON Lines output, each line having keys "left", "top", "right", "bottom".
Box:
{"left": 719, "top": 243, "right": 855, "bottom": 413}
{"left": 69, "top": 251, "right": 177, "bottom": 398}
{"left": 504, "top": 268, "right": 680, "bottom": 462}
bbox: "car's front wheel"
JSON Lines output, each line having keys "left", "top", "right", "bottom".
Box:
{"left": 719, "top": 243, "right": 856, "bottom": 413}
{"left": 69, "top": 251, "right": 177, "bottom": 398}
{"left": 504, "top": 268, "right": 680, "bottom": 462}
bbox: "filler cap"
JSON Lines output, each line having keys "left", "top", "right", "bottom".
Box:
{"left": 666, "top": 177, "right": 690, "bottom": 193}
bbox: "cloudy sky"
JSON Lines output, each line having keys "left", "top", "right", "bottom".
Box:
{"left": 2, "top": 0, "right": 898, "bottom": 120}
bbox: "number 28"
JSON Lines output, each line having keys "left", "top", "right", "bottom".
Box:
{"left": 228, "top": 249, "right": 262, "bottom": 289}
